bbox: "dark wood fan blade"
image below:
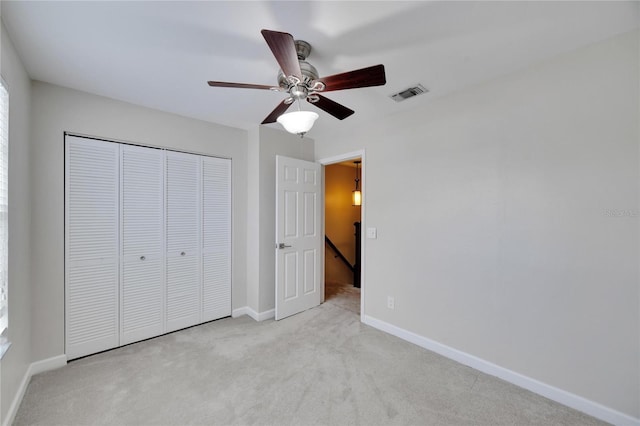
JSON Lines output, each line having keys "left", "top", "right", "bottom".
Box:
{"left": 261, "top": 29, "right": 302, "bottom": 80}
{"left": 261, "top": 99, "right": 292, "bottom": 124}
{"left": 308, "top": 94, "right": 354, "bottom": 120}
{"left": 318, "top": 64, "right": 386, "bottom": 92}
{"left": 208, "top": 81, "right": 280, "bottom": 90}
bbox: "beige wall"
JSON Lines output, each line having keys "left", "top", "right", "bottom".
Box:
{"left": 0, "top": 18, "right": 32, "bottom": 424}
{"left": 3, "top": 10, "right": 638, "bottom": 423}
{"left": 29, "top": 81, "right": 248, "bottom": 362}
{"left": 315, "top": 31, "right": 640, "bottom": 419}
{"left": 20, "top": 77, "right": 315, "bottom": 368}
{"left": 245, "top": 128, "right": 260, "bottom": 315}
{"left": 325, "top": 163, "right": 361, "bottom": 284}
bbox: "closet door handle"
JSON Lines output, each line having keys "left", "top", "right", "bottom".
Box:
{"left": 140, "top": 256, "right": 146, "bottom": 261}
{"left": 181, "top": 252, "right": 186, "bottom": 256}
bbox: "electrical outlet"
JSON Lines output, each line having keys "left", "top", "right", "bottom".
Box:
{"left": 387, "top": 296, "right": 395, "bottom": 309}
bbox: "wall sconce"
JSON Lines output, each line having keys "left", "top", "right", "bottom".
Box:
{"left": 352, "top": 160, "right": 361, "bottom": 206}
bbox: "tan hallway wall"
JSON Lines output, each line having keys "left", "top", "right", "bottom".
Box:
{"left": 325, "top": 163, "right": 361, "bottom": 285}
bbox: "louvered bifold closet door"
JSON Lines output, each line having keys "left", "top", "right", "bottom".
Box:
{"left": 165, "top": 151, "right": 201, "bottom": 332}
{"left": 121, "top": 145, "right": 165, "bottom": 345}
{"left": 202, "top": 157, "right": 232, "bottom": 321}
{"left": 65, "top": 137, "right": 120, "bottom": 360}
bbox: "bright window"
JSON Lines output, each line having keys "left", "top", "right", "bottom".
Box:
{"left": 0, "top": 78, "right": 8, "bottom": 337}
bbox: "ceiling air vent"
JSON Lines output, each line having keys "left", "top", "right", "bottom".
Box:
{"left": 389, "top": 84, "right": 428, "bottom": 102}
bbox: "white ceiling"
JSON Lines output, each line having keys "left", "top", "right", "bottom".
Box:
{"left": 2, "top": 1, "right": 638, "bottom": 140}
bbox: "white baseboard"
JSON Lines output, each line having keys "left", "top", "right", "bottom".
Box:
{"left": 231, "top": 306, "right": 274, "bottom": 322}
{"left": 3, "top": 354, "right": 67, "bottom": 426}
{"left": 3, "top": 364, "right": 30, "bottom": 426}
{"left": 255, "top": 308, "right": 274, "bottom": 321}
{"left": 362, "top": 315, "right": 639, "bottom": 426}
{"left": 29, "top": 354, "right": 66, "bottom": 375}
{"left": 231, "top": 307, "right": 249, "bottom": 318}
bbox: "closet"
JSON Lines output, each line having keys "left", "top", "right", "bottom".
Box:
{"left": 65, "top": 135, "right": 231, "bottom": 360}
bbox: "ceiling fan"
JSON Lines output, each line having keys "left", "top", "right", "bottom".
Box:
{"left": 207, "top": 29, "right": 386, "bottom": 136}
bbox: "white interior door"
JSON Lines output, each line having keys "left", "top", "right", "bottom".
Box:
{"left": 275, "top": 155, "right": 322, "bottom": 320}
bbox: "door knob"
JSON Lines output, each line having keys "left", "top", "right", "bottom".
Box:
{"left": 278, "top": 243, "right": 292, "bottom": 249}
{"left": 140, "top": 256, "right": 146, "bottom": 261}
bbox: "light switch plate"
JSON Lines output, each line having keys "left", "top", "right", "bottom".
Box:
{"left": 366, "top": 227, "right": 377, "bottom": 239}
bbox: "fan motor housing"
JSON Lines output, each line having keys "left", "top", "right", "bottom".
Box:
{"left": 295, "top": 40, "right": 312, "bottom": 60}
{"left": 277, "top": 60, "right": 319, "bottom": 88}
{"left": 277, "top": 40, "right": 319, "bottom": 90}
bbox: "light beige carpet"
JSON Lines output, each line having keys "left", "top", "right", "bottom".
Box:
{"left": 14, "top": 290, "right": 604, "bottom": 426}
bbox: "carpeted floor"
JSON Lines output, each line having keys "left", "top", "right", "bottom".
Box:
{"left": 14, "top": 286, "right": 604, "bottom": 426}
{"left": 324, "top": 281, "right": 360, "bottom": 315}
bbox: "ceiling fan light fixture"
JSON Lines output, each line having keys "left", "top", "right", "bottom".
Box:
{"left": 277, "top": 110, "right": 318, "bottom": 136}
{"left": 207, "top": 30, "right": 387, "bottom": 129}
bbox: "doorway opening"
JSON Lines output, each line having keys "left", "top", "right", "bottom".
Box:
{"left": 322, "top": 154, "right": 363, "bottom": 316}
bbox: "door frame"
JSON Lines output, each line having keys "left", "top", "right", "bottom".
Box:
{"left": 318, "top": 149, "right": 366, "bottom": 318}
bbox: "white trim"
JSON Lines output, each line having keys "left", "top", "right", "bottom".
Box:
{"left": 318, "top": 149, "right": 366, "bottom": 318}
{"left": 245, "top": 307, "right": 260, "bottom": 321}
{"left": 64, "top": 132, "right": 233, "bottom": 161}
{"left": 318, "top": 150, "right": 364, "bottom": 166}
{"left": 3, "top": 365, "right": 30, "bottom": 426}
{"left": 254, "top": 308, "right": 274, "bottom": 321}
{"left": 3, "top": 355, "right": 67, "bottom": 426}
{"left": 30, "top": 354, "right": 66, "bottom": 375}
{"left": 320, "top": 168, "right": 325, "bottom": 304}
{"left": 0, "top": 78, "right": 8, "bottom": 337}
{"left": 362, "top": 315, "right": 640, "bottom": 426}
{"left": 231, "top": 306, "right": 275, "bottom": 322}
{"left": 0, "top": 338, "right": 11, "bottom": 360}
{"left": 231, "top": 307, "right": 249, "bottom": 318}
